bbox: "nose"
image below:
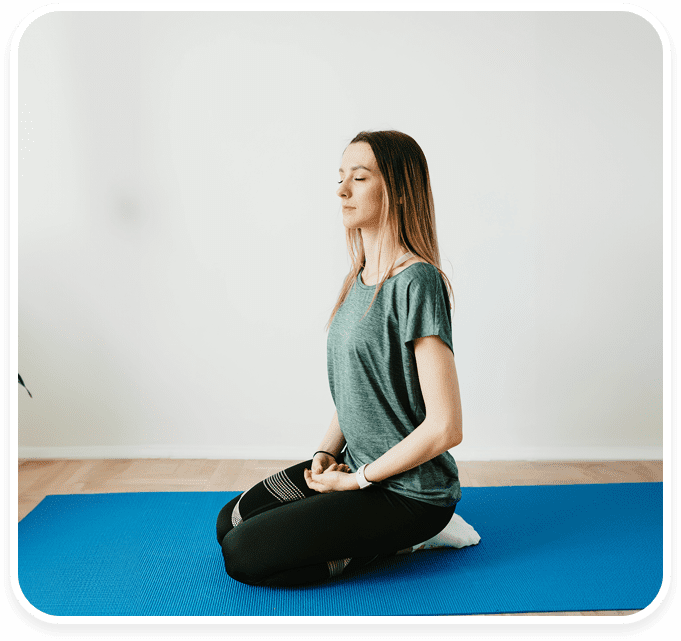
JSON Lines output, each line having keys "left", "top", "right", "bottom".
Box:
{"left": 336, "top": 178, "right": 349, "bottom": 196}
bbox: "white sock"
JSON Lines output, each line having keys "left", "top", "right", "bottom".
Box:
{"left": 410, "top": 513, "right": 481, "bottom": 552}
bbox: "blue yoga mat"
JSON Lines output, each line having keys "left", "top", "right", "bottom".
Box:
{"left": 18, "top": 483, "right": 662, "bottom": 616}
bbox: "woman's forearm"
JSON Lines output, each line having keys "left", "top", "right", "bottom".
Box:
{"left": 363, "top": 416, "right": 461, "bottom": 484}
{"left": 316, "top": 410, "right": 346, "bottom": 458}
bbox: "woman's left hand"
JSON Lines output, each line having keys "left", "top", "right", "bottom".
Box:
{"left": 304, "top": 462, "right": 359, "bottom": 493}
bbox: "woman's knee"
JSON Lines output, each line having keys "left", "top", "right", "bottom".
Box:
{"left": 220, "top": 528, "right": 269, "bottom": 586}
{"left": 216, "top": 494, "right": 242, "bottom": 544}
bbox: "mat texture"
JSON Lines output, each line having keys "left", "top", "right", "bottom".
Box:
{"left": 18, "top": 483, "right": 662, "bottom": 616}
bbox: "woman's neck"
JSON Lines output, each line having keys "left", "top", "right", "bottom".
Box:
{"left": 363, "top": 247, "right": 409, "bottom": 280}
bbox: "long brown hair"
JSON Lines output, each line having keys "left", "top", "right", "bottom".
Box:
{"left": 324, "top": 130, "right": 455, "bottom": 331}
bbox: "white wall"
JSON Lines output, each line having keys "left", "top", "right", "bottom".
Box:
{"left": 17, "top": 10, "right": 663, "bottom": 461}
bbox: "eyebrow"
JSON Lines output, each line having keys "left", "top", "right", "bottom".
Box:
{"left": 339, "top": 165, "right": 373, "bottom": 173}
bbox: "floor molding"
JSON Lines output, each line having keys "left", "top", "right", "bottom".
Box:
{"left": 18, "top": 444, "right": 663, "bottom": 461}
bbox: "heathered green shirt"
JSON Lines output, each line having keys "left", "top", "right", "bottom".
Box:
{"left": 327, "top": 261, "right": 461, "bottom": 508}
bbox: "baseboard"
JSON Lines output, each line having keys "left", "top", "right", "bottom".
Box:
{"left": 17, "top": 444, "right": 664, "bottom": 461}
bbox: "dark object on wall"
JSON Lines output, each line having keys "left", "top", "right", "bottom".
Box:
{"left": 18, "top": 373, "right": 32, "bottom": 398}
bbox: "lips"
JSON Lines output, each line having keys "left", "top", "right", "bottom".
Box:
{"left": 343, "top": 206, "right": 355, "bottom": 210}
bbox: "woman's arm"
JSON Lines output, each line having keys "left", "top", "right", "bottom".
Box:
{"left": 316, "top": 409, "right": 346, "bottom": 459}
{"left": 305, "top": 335, "right": 462, "bottom": 492}
{"left": 364, "top": 334, "right": 462, "bottom": 483}
{"left": 362, "top": 414, "right": 459, "bottom": 483}
{"left": 306, "top": 412, "right": 459, "bottom": 492}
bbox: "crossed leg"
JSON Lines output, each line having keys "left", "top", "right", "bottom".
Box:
{"left": 216, "top": 459, "right": 455, "bottom": 587}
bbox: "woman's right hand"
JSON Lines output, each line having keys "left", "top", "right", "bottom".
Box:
{"left": 311, "top": 453, "right": 350, "bottom": 475}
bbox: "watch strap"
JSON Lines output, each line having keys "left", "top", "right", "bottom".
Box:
{"left": 356, "top": 463, "right": 373, "bottom": 489}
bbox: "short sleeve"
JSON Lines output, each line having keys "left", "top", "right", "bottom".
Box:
{"left": 403, "top": 266, "right": 454, "bottom": 357}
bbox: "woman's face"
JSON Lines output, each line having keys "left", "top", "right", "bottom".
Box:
{"left": 337, "top": 142, "right": 386, "bottom": 231}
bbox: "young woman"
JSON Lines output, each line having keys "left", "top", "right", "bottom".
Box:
{"left": 216, "top": 130, "right": 463, "bottom": 587}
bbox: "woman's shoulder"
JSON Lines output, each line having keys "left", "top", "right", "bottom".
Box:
{"left": 398, "top": 259, "right": 447, "bottom": 293}
{"left": 400, "top": 257, "right": 438, "bottom": 278}
{"left": 396, "top": 256, "right": 428, "bottom": 274}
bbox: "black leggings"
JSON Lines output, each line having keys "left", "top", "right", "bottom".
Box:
{"left": 215, "top": 456, "right": 456, "bottom": 587}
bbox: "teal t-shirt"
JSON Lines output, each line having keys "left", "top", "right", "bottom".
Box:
{"left": 327, "top": 261, "right": 461, "bottom": 508}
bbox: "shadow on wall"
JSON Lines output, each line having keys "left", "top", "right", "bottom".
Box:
{"left": 19, "top": 373, "right": 32, "bottom": 398}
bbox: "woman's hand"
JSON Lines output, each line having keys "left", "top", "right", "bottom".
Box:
{"left": 311, "top": 453, "right": 351, "bottom": 475}
{"left": 304, "top": 462, "right": 358, "bottom": 493}
{"left": 311, "top": 452, "right": 337, "bottom": 475}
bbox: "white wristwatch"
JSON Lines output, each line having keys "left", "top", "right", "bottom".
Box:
{"left": 356, "top": 463, "right": 373, "bottom": 489}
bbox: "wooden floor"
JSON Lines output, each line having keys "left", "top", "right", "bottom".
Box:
{"left": 18, "top": 458, "right": 662, "bottom": 617}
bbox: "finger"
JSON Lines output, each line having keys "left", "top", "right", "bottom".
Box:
{"left": 303, "top": 468, "right": 314, "bottom": 489}
{"left": 306, "top": 475, "right": 324, "bottom": 492}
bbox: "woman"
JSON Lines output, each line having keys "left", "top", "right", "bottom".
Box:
{"left": 216, "top": 130, "right": 463, "bottom": 587}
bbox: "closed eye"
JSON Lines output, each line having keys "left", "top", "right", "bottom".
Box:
{"left": 337, "top": 178, "right": 365, "bottom": 183}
